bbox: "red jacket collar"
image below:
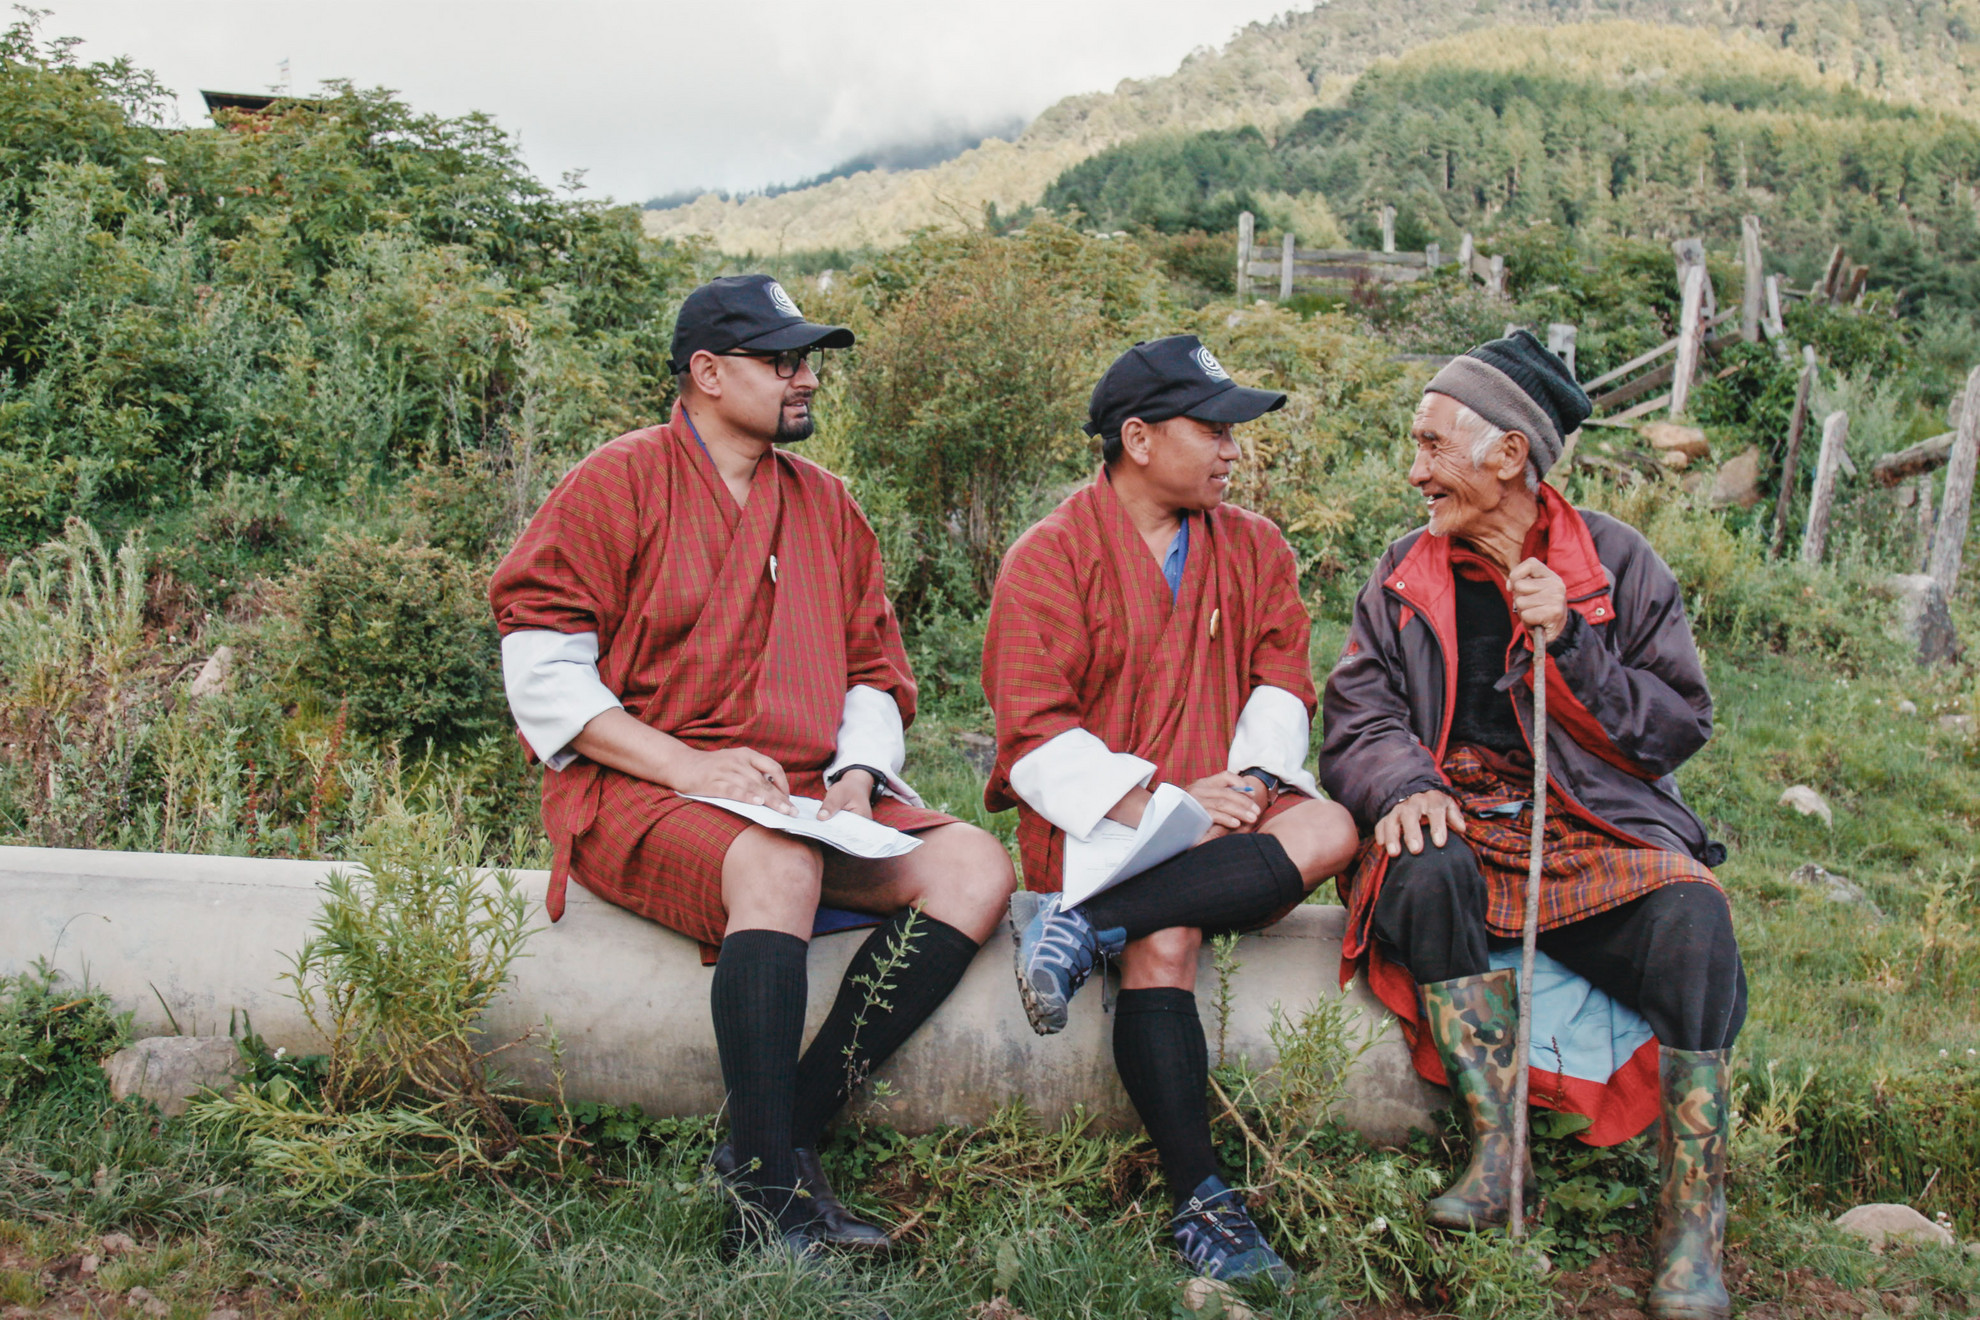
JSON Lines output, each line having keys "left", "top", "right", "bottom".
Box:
{"left": 1387, "top": 484, "right": 1614, "bottom": 626}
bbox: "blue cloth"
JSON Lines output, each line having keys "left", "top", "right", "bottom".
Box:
{"left": 1486, "top": 947, "right": 1655, "bottom": 1083}
{"left": 1162, "top": 516, "right": 1191, "bottom": 599}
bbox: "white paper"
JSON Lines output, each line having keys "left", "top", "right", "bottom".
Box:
{"left": 682, "top": 794, "right": 924, "bottom": 860}
{"left": 1060, "top": 782, "right": 1214, "bottom": 909}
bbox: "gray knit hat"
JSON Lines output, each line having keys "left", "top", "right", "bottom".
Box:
{"left": 1425, "top": 329, "right": 1590, "bottom": 477}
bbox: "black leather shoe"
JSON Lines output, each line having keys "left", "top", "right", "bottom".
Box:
{"left": 710, "top": 1141, "right": 893, "bottom": 1254}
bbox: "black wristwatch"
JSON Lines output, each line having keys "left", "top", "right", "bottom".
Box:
{"left": 1240, "top": 766, "right": 1283, "bottom": 803}
{"left": 827, "top": 763, "right": 889, "bottom": 804}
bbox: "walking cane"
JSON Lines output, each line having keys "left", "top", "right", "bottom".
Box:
{"left": 1507, "top": 623, "right": 1548, "bottom": 1240}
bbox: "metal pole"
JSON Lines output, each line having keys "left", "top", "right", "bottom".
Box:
{"left": 1508, "top": 623, "right": 1548, "bottom": 1240}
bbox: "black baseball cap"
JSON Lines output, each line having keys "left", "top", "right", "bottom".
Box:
{"left": 668, "top": 274, "right": 854, "bottom": 374}
{"left": 1084, "top": 335, "right": 1287, "bottom": 440}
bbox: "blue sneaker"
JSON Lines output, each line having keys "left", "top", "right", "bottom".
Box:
{"left": 1008, "top": 890, "right": 1125, "bottom": 1035}
{"left": 1171, "top": 1176, "right": 1294, "bottom": 1286}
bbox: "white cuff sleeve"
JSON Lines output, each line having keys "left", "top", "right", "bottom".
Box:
{"left": 1008, "top": 727, "right": 1156, "bottom": 842}
{"left": 500, "top": 630, "right": 623, "bottom": 771}
{"left": 823, "top": 685, "right": 924, "bottom": 807}
{"left": 1226, "top": 685, "right": 1321, "bottom": 799}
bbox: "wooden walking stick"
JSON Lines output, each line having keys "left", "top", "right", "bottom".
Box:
{"left": 1508, "top": 622, "right": 1548, "bottom": 1240}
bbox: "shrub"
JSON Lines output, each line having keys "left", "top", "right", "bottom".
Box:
{"left": 0, "top": 960, "right": 130, "bottom": 1115}
{"left": 296, "top": 533, "right": 499, "bottom": 745}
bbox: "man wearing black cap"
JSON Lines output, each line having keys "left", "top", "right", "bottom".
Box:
{"left": 982, "top": 334, "right": 1360, "bottom": 1285}
{"left": 1320, "top": 330, "right": 1742, "bottom": 1319}
{"left": 491, "top": 274, "right": 1016, "bottom": 1256}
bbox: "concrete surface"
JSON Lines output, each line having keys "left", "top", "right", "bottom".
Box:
{"left": 1, "top": 845, "right": 1445, "bottom": 1142}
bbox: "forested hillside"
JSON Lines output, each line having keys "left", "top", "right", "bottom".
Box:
{"left": 648, "top": 0, "right": 1980, "bottom": 255}
{"left": 1045, "top": 23, "right": 1980, "bottom": 311}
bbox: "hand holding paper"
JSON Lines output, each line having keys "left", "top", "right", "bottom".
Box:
{"left": 1059, "top": 782, "right": 1213, "bottom": 909}
{"left": 683, "top": 794, "right": 923, "bottom": 860}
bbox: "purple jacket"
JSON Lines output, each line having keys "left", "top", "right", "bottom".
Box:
{"left": 1319, "top": 487, "right": 1719, "bottom": 864}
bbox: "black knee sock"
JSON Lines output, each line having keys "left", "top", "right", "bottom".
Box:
{"left": 710, "top": 929, "right": 807, "bottom": 1210}
{"left": 1113, "top": 988, "right": 1221, "bottom": 1205}
{"left": 790, "top": 911, "right": 980, "bottom": 1148}
{"left": 1079, "top": 833, "right": 1304, "bottom": 940}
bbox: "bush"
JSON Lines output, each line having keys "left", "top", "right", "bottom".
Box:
{"left": 296, "top": 533, "right": 499, "bottom": 745}
{"left": 0, "top": 960, "right": 130, "bottom": 1115}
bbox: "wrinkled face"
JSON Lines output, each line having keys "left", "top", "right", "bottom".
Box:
{"left": 1126, "top": 414, "right": 1243, "bottom": 511}
{"left": 1408, "top": 392, "right": 1520, "bottom": 540}
{"left": 692, "top": 349, "right": 820, "bottom": 443}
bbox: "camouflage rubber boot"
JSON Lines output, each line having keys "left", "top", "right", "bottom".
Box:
{"left": 1648, "top": 1047, "right": 1732, "bottom": 1320}
{"left": 1420, "top": 967, "right": 1531, "bottom": 1230}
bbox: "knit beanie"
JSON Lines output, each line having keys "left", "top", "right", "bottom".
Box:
{"left": 1424, "top": 329, "right": 1591, "bottom": 477}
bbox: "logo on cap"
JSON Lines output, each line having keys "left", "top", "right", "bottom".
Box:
{"left": 765, "top": 281, "right": 803, "bottom": 320}
{"left": 1193, "top": 346, "right": 1230, "bottom": 381}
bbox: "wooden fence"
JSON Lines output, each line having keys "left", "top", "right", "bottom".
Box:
{"left": 1233, "top": 210, "right": 1504, "bottom": 302}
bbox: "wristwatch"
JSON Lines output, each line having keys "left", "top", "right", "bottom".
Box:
{"left": 827, "top": 763, "right": 889, "bottom": 805}
{"left": 1239, "top": 766, "right": 1283, "bottom": 805}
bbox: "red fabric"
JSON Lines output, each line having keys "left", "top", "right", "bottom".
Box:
{"left": 982, "top": 472, "right": 1315, "bottom": 891}
{"left": 1346, "top": 747, "right": 1717, "bottom": 1145}
{"left": 488, "top": 402, "right": 955, "bottom": 938}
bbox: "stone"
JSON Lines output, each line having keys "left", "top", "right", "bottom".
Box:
{"left": 1787, "top": 864, "right": 1883, "bottom": 919}
{"left": 206, "top": 1310, "right": 246, "bottom": 1320}
{"left": 1834, "top": 1203, "right": 1956, "bottom": 1251}
{"left": 1898, "top": 699, "right": 1919, "bottom": 715}
{"left": 1778, "top": 785, "right": 1832, "bottom": 827}
{"left": 1640, "top": 422, "right": 1712, "bottom": 459}
{"left": 1940, "top": 714, "right": 1975, "bottom": 736}
{"left": 1659, "top": 448, "right": 1692, "bottom": 470}
{"left": 1887, "top": 575, "right": 1961, "bottom": 666}
{"left": 188, "top": 646, "right": 234, "bottom": 700}
{"left": 956, "top": 730, "right": 997, "bottom": 775}
{"left": 1710, "top": 446, "right": 1764, "bottom": 509}
{"left": 102, "top": 1036, "right": 245, "bottom": 1118}
{"left": 1181, "top": 1277, "right": 1256, "bottom": 1318}
{"left": 99, "top": 1232, "right": 137, "bottom": 1255}
{"left": 127, "top": 1287, "right": 170, "bottom": 1319}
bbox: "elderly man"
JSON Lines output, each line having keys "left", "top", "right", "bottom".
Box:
{"left": 1320, "top": 331, "right": 1742, "bottom": 1320}
{"left": 985, "top": 335, "right": 1360, "bottom": 1285}
{"left": 490, "top": 275, "right": 1015, "bottom": 1255}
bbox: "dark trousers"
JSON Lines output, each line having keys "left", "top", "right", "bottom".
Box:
{"left": 1370, "top": 838, "right": 1746, "bottom": 1051}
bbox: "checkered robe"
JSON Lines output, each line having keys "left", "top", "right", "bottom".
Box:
{"left": 982, "top": 470, "right": 1316, "bottom": 891}
{"left": 488, "top": 402, "right": 956, "bottom": 948}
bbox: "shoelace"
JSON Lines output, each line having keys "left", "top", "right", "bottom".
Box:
{"left": 1175, "top": 1196, "right": 1262, "bottom": 1253}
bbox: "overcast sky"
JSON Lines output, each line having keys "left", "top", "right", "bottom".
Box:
{"left": 41, "top": 1, "right": 1309, "bottom": 202}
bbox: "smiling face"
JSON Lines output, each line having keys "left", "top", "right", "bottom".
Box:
{"left": 1409, "top": 391, "right": 1529, "bottom": 541}
{"left": 1120, "top": 414, "right": 1242, "bottom": 512}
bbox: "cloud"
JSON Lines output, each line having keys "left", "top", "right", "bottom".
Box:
{"left": 41, "top": 0, "right": 1307, "bottom": 202}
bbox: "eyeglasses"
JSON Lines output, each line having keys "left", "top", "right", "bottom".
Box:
{"left": 721, "top": 348, "right": 819, "bottom": 379}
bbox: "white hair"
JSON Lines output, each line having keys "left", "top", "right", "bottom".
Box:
{"left": 1435, "top": 398, "right": 1540, "bottom": 492}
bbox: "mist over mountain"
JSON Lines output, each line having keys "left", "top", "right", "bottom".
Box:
{"left": 643, "top": 118, "right": 1026, "bottom": 212}
{"left": 647, "top": 0, "right": 1980, "bottom": 255}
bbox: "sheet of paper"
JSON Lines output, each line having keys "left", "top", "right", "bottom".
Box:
{"left": 682, "top": 795, "right": 924, "bottom": 860}
{"left": 1059, "top": 782, "right": 1213, "bottom": 909}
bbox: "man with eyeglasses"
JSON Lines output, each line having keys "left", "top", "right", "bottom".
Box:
{"left": 489, "top": 274, "right": 1016, "bottom": 1256}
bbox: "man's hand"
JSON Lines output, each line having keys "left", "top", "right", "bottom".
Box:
{"left": 1508, "top": 558, "right": 1568, "bottom": 646}
{"left": 1186, "top": 772, "right": 1263, "bottom": 837}
{"left": 1374, "top": 789, "right": 1466, "bottom": 857}
{"left": 668, "top": 746, "right": 796, "bottom": 815}
{"left": 816, "top": 768, "right": 876, "bottom": 821}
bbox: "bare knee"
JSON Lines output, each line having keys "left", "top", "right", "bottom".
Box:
{"left": 1121, "top": 926, "right": 1201, "bottom": 990}
{"left": 722, "top": 828, "right": 823, "bottom": 937}
{"left": 1263, "top": 797, "right": 1362, "bottom": 888}
{"left": 901, "top": 823, "right": 1015, "bottom": 941}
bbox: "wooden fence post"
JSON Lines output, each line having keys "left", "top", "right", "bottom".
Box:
{"left": 1670, "top": 262, "right": 1707, "bottom": 417}
{"left": 1380, "top": 205, "right": 1397, "bottom": 254}
{"left": 1740, "top": 215, "right": 1764, "bottom": 343}
{"left": 1236, "top": 211, "right": 1254, "bottom": 301}
{"left": 1280, "top": 232, "right": 1296, "bottom": 300}
{"left": 1459, "top": 232, "right": 1475, "bottom": 272}
{"left": 1800, "top": 410, "right": 1850, "bottom": 565}
{"left": 1488, "top": 254, "right": 1505, "bottom": 298}
{"left": 1425, "top": 242, "right": 1441, "bottom": 270}
{"left": 1927, "top": 364, "right": 1980, "bottom": 596}
{"left": 1546, "top": 323, "right": 1577, "bottom": 374}
{"left": 1770, "top": 346, "right": 1819, "bottom": 556}
{"left": 1764, "top": 274, "right": 1785, "bottom": 340}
